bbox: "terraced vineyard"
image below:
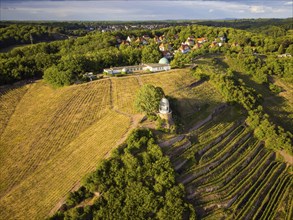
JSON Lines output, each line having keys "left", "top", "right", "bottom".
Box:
{"left": 160, "top": 105, "right": 293, "bottom": 220}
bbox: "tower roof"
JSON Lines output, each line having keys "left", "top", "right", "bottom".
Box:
{"left": 160, "top": 97, "right": 169, "bottom": 105}
{"left": 159, "top": 57, "right": 169, "bottom": 64}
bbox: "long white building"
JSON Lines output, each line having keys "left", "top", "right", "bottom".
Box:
{"left": 104, "top": 58, "right": 171, "bottom": 75}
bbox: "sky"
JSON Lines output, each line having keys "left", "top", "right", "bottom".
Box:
{"left": 0, "top": 0, "right": 292, "bottom": 21}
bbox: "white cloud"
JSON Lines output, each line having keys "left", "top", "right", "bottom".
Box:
{"left": 1, "top": 1, "right": 292, "bottom": 20}
{"left": 284, "top": 1, "right": 293, "bottom": 5}
{"left": 250, "top": 5, "right": 265, "bottom": 13}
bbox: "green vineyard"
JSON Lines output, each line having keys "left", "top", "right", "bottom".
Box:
{"left": 160, "top": 106, "right": 292, "bottom": 220}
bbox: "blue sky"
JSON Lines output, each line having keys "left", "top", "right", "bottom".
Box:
{"left": 1, "top": 0, "right": 292, "bottom": 21}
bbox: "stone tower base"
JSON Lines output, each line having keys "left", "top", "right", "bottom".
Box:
{"left": 158, "top": 111, "right": 174, "bottom": 127}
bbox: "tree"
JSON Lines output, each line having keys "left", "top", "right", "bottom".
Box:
{"left": 43, "top": 65, "right": 72, "bottom": 87}
{"left": 135, "top": 84, "right": 164, "bottom": 114}
{"left": 141, "top": 44, "right": 162, "bottom": 63}
{"left": 170, "top": 52, "right": 187, "bottom": 68}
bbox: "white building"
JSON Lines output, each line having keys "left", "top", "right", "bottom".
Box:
{"left": 104, "top": 63, "right": 170, "bottom": 75}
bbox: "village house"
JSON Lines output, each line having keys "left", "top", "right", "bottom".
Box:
{"left": 162, "top": 51, "right": 173, "bottom": 59}
{"left": 159, "top": 35, "right": 166, "bottom": 42}
{"left": 197, "top": 37, "right": 208, "bottom": 44}
{"left": 210, "top": 39, "right": 223, "bottom": 48}
{"left": 126, "top": 35, "right": 135, "bottom": 43}
{"left": 153, "top": 36, "right": 161, "bottom": 44}
{"left": 83, "top": 72, "right": 97, "bottom": 81}
{"left": 120, "top": 40, "right": 130, "bottom": 45}
{"left": 185, "top": 36, "right": 195, "bottom": 46}
{"left": 219, "top": 36, "right": 227, "bottom": 42}
{"left": 159, "top": 43, "right": 172, "bottom": 52}
{"left": 135, "top": 37, "right": 148, "bottom": 45}
{"left": 277, "top": 53, "right": 292, "bottom": 58}
{"left": 192, "top": 42, "right": 203, "bottom": 50}
{"left": 178, "top": 43, "right": 190, "bottom": 54}
{"left": 116, "top": 36, "right": 122, "bottom": 44}
{"left": 142, "top": 35, "right": 150, "bottom": 41}
{"left": 209, "top": 41, "right": 218, "bottom": 48}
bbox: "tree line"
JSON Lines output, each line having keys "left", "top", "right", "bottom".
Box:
{"left": 193, "top": 60, "right": 292, "bottom": 155}
{"left": 1, "top": 21, "right": 292, "bottom": 87}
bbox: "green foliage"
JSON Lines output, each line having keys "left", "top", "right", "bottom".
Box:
{"left": 50, "top": 129, "right": 195, "bottom": 219}
{"left": 43, "top": 65, "right": 72, "bottom": 87}
{"left": 170, "top": 52, "right": 188, "bottom": 68}
{"left": 65, "top": 187, "right": 93, "bottom": 208}
{"left": 1, "top": 20, "right": 292, "bottom": 87}
{"left": 246, "top": 110, "right": 292, "bottom": 154}
{"left": 200, "top": 60, "right": 292, "bottom": 155}
{"left": 209, "top": 67, "right": 259, "bottom": 110}
{"left": 141, "top": 44, "right": 162, "bottom": 63}
{"left": 135, "top": 84, "right": 164, "bottom": 114}
{"left": 0, "top": 24, "right": 52, "bottom": 48}
{"left": 269, "top": 83, "right": 282, "bottom": 94}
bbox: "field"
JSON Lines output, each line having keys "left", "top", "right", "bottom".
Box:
{"left": 0, "top": 69, "right": 224, "bottom": 219}
{"left": 160, "top": 104, "right": 293, "bottom": 219}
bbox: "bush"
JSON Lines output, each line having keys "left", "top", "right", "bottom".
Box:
{"left": 43, "top": 65, "right": 72, "bottom": 87}
{"left": 269, "top": 83, "right": 282, "bottom": 94}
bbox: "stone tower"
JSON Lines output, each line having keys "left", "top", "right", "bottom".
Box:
{"left": 158, "top": 97, "right": 173, "bottom": 126}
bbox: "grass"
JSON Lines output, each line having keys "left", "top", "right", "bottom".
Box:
{"left": 0, "top": 68, "right": 226, "bottom": 219}
{"left": 111, "top": 76, "right": 140, "bottom": 114}
{"left": 0, "top": 110, "right": 130, "bottom": 219}
{"left": 140, "top": 69, "right": 226, "bottom": 130}
{"left": 0, "top": 85, "right": 29, "bottom": 136}
{"left": 0, "top": 80, "right": 130, "bottom": 219}
{"left": 140, "top": 69, "right": 196, "bottom": 94}
{"left": 157, "top": 57, "right": 292, "bottom": 219}
{"left": 2, "top": 64, "right": 289, "bottom": 220}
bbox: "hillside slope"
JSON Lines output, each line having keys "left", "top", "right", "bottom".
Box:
{"left": 1, "top": 69, "right": 221, "bottom": 219}
{"left": 160, "top": 106, "right": 292, "bottom": 219}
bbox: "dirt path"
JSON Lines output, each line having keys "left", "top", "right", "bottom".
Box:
{"left": 278, "top": 150, "right": 293, "bottom": 166}
{"left": 48, "top": 180, "right": 81, "bottom": 216}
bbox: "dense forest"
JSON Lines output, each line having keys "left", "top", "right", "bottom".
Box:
{"left": 50, "top": 129, "right": 195, "bottom": 219}
{"left": 197, "top": 18, "right": 293, "bottom": 35}
{"left": 0, "top": 19, "right": 292, "bottom": 87}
